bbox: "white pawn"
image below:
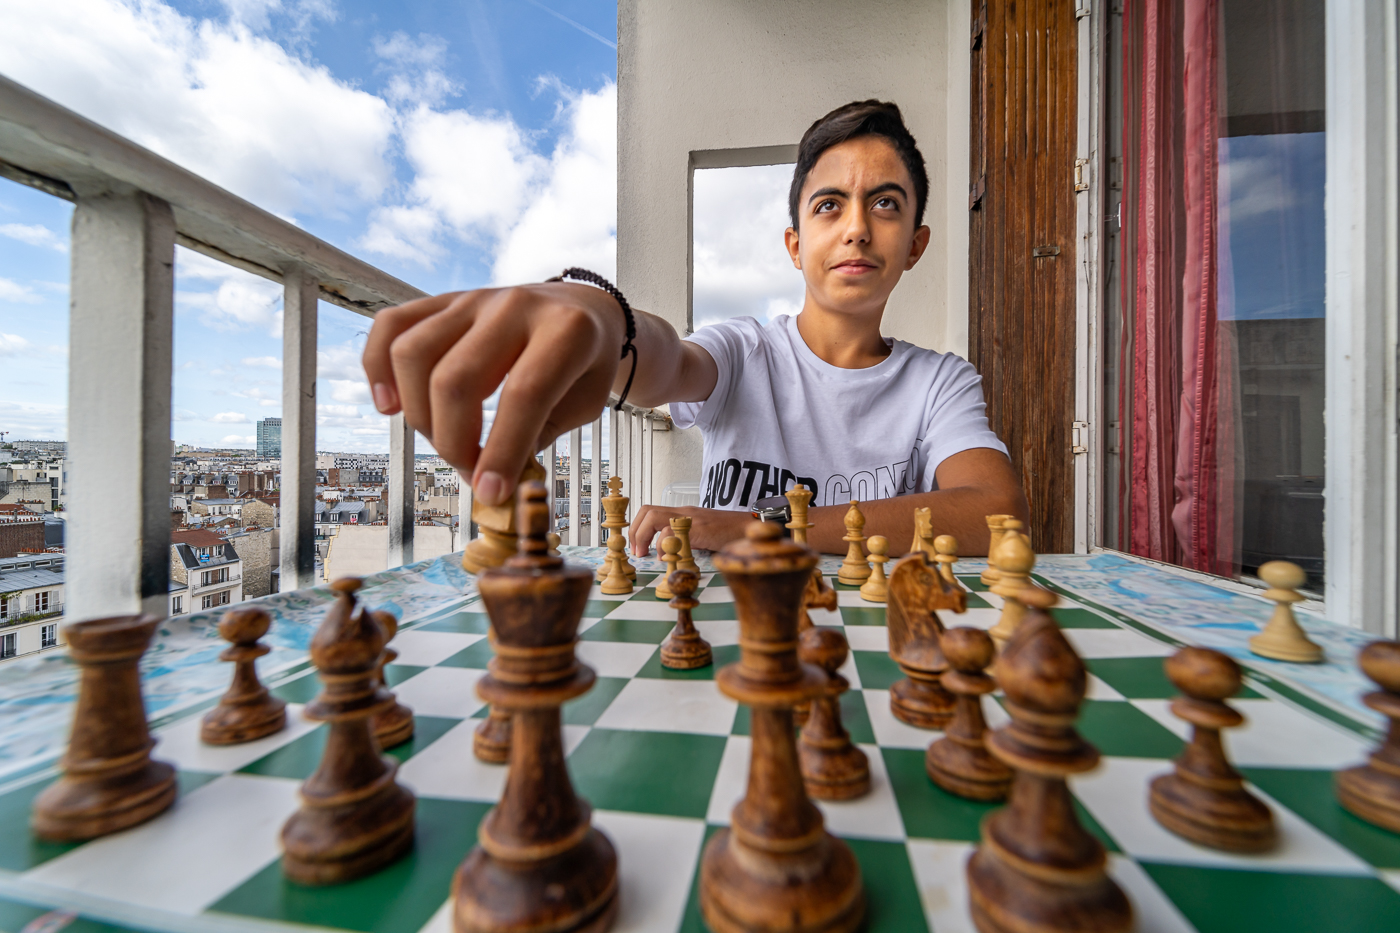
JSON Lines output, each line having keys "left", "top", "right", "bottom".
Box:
{"left": 860, "top": 536, "right": 890, "bottom": 603}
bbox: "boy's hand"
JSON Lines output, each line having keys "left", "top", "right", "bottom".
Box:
{"left": 361, "top": 283, "right": 627, "bottom": 506}
{"left": 627, "top": 505, "right": 752, "bottom": 557}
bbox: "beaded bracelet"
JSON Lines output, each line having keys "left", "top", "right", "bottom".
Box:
{"left": 547, "top": 268, "right": 638, "bottom": 410}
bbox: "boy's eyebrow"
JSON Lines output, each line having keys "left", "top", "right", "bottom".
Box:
{"left": 807, "top": 182, "right": 909, "bottom": 206}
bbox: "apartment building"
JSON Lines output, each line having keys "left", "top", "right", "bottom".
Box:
{"left": 0, "top": 553, "right": 64, "bottom": 663}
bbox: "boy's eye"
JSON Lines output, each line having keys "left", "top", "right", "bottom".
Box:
{"left": 874, "top": 196, "right": 898, "bottom": 210}
{"left": 815, "top": 199, "right": 838, "bottom": 213}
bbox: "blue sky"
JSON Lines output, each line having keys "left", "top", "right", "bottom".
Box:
{"left": 0, "top": 0, "right": 619, "bottom": 452}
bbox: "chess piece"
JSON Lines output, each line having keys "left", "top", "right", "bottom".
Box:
{"left": 463, "top": 458, "right": 547, "bottom": 575}
{"left": 966, "top": 591, "right": 1132, "bottom": 933}
{"left": 453, "top": 482, "right": 619, "bottom": 933}
{"left": 799, "top": 626, "right": 870, "bottom": 800}
{"left": 837, "top": 501, "right": 871, "bottom": 585}
{"left": 980, "top": 514, "right": 1013, "bottom": 586}
{"left": 596, "top": 477, "right": 637, "bottom": 582}
{"left": 859, "top": 535, "right": 890, "bottom": 602}
{"left": 926, "top": 626, "right": 1012, "bottom": 801}
{"left": 472, "top": 705, "right": 512, "bottom": 763}
{"left": 31, "top": 614, "right": 177, "bottom": 841}
{"left": 886, "top": 552, "right": 967, "bottom": 729}
{"left": 934, "top": 535, "right": 964, "bottom": 591}
{"left": 281, "top": 578, "right": 415, "bottom": 884}
{"left": 1335, "top": 639, "right": 1400, "bottom": 833}
{"left": 200, "top": 607, "right": 288, "bottom": 745}
{"left": 1249, "top": 561, "right": 1323, "bottom": 663}
{"left": 671, "top": 515, "right": 699, "bottom": 573}
{"left": 547, "top": 532, "right": 561, "bottom": 555}
{"left": 1148, "top": 646, "right": 1276, "bottom": 852}
{"left": 370, "top": 610, "right": 414, "bottom": 749}
{"left": 655, "top": 535, "right": 682, "bottom": 600}
{"left": 660, "top": 568, "right": 712, "bottom": 669}
{"left": 785, "top": 484, "right": 815, "bottom": 546}
{"left": 988, "top": 523, "right": 1034, "bottom": 644}
{"left": 795, "top": 569, "right": 839, "bottom": 731}
{"left": 700, "top": 522, "right": 864, "bottom": 933}
{"left": 908, "top": 506, "right": 935, "bottom": 558}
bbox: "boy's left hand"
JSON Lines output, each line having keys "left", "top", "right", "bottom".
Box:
{"left": 627, "top": 505, "right": 752, "bottom": 557}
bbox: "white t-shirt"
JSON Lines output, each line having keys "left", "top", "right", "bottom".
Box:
{"left": 671, "top": 315, "right": 1007, "bottom": 511}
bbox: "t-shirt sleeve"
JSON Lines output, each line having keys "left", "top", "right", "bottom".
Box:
{"left": 921, "top": 355, "right": 1009, "bottom": 477}
{"left": 670, "top": 317, "right": 765, "bottom": 431}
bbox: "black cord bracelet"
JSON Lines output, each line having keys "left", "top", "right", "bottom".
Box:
{"left": 547, "top": 267, "right": 638, "bottom": 410}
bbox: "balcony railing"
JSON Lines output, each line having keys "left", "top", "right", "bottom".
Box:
{"left": 0, "top": 76, "right": 668, "bottom": 618}
{"left": 0, "top": 604, "right": 64, "bottom": 627}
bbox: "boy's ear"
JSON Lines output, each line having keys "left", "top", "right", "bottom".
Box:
{"left": 904, "top": 225, "right": 932, "bottom": 271}
{"left": 784, "top": 227, "right": 802, "bottom": 270}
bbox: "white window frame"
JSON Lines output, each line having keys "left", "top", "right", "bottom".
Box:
{"left": 0, "top": 633, "right": 15, "bottom": 659}
{"left": 40, "top": 623, "right": 57, "bottom": 648}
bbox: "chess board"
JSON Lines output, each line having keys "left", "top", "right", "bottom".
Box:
{"left": 2, "top": 567, "right": 1398, "bottom": 933}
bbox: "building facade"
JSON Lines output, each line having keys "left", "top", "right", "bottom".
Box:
{"left": 256, "top": 418, "right": 282, "bottom": 459}
{"left": 0, "top": 553, "right": 64, "bottom": 664}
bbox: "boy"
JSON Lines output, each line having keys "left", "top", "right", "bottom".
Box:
{"left": 361, "top": 100, "right": 1027, "bottom": 556}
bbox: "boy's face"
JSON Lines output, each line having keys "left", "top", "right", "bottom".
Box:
{"left": 785, "top": 136, "right": 930, "bottom": 319}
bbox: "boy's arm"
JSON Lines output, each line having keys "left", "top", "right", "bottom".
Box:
{"left": 361, "top": 283, "right": 717, "bottom": 506}
{"left": 627, "top": 447, "right": 1027, "bottom": 557}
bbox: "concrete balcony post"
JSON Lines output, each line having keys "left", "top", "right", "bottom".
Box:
{"left": 388, "top": 414, "right": 414, "bottom": 568}
{"left": 567, "top": 426, "right": 583, "bottom": 546}
{"left": 280, "top": 266, "right": 317, "bottom": 591}
{"left": 67, "top": 190, "right": 175, "bottom": 621}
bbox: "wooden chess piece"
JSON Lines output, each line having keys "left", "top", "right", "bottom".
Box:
{"left": 837, "top": 501, "right": 871, "bottom": 585}
{"left": 370, "top": 610, "right": 414, "bottom": 750}
{"left": 926, "top": 626, "right": 1012, "bottom": 801}
{"left": 700, "top": 522, "right": 864, "bottom": 933}
{"left": 598, "top": 477, "right": 635, "bottom": 592}
{"left": 472, "top": 705, "right": 512, "bottom": 764}
{"left": 908, "top": 506, "right": 935, "bottom": 558}
{"left": 670, "top": 515, "right": 699, "bottom": 573}
{"left": 934, "top": 535, "right": 964, "bottom": 591}
{"left": 1335, "top": 639, "right": 1400, "bottom": 833}
{"left": 799, "top": 626, "right": 870, "bottom": 800}
{"left": 966, "top": 591, "right": 1132, "bottom": 933}
{"left": 453, "top": 482, "right": 618, "bottom": 933}
{"left": 463, "top": 458, "right": 547, "bottom": 575}
{"left": 281, "top": 577, "right": 415, "bottom": 884}
{"left": 547, "top": 532, "right": 561, "bottom": 555}
{"left": 795, "top": 569, "right": 839, "bottom": 730}
{"left": 1248, "top": 560, "right": 1324, "bottom": 663}
{"left": 31, "top": 615, "right": 177, "bottom": 841}
{"left": 988, "top": 523, "right": 1034, "bottom": 644}
{"left": 1148, "top": 646, "right": 1276, "bottom": 852}
{"left": 980, "top": 514, "right": 1013, "bottom": 586}
{"left": 660, "top": 568, "right": 712, "bottom": 669}
{"left": 655, "top": 535, "right": 681, "bottom": 600}
{"left": 200, "top": 607, "right": 287, "bottom": 745}
{"left": 859, "top": 535, "right": 890, "bottom": 602}
{"left": 785, "top": 484, "right": 815, "bottom": 546}
{"left": 886, "top": 552, "right": 967, "bottom": 729}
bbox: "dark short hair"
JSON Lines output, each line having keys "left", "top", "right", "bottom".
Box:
{"left": 788, "top": 100, "right": 929, "bottom": 230}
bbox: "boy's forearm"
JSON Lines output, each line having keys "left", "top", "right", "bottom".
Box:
{"left": 804, "top": 486, "right": 1029, "bottom": 557}
{"left": 608, "top": 308, "right": 689, "bottom": 406}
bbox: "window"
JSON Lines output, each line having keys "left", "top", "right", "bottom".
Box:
{"left": 172, "top": 596, "right": 183, "bottom": 615}
{"left": 1103, "top": 0, "right": 1325, "bottom": 588}
{"left": 201, "top": 590, "right": 231, "bottom": 610}
{"left": 0, "top": 594, "right": 9, "bottom": 619}
{"left": 40, "top": 623, "right": 57, "bottom": 649}
{"left": 200, "top": 568, "right": 228, "bottom": 586}
{"left": 0, "top": 633, "right": 15, "bottom": 659}
{"left": 35, "top": 591, "right": 49, "bottom": 612}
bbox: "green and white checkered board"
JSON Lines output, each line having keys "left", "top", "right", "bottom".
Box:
{"left": 2, "top": 569, "right": 1399, "bottom": 933}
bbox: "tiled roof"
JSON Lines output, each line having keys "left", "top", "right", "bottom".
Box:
{"left": 171, "top": 529, "right": 226, "bottom": 549}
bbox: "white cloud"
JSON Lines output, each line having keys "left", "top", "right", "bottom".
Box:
{"left": 0, "top": 278, "right": 41, "bottom": 304}
{"left": 0, "top": 0, "right": 394, "bottom": 217}
{"left": 209, "top": 411, "right": 251, "bottom": 423}
{"left": 220, "top": 434, "right": 256, "bottom": 446}
{"left": 692, "top": 163, "right": 805, "bottom": 330}
{"left": 0, "top": 223, "right": 67, "bottom": 252}
{"left": 328, "top": 379, "right": 371, "bottom": 404}
{"left": 176, "top": 248, "right": 283, "bottom": 334}
{"left": 0, "top": 333, "right": 32, "bottom": 356}
{"left": 373, "top": 31, "right": 456, "bottom": 107}
{"left": 242, "top": 356, "right": 281, "bottom": 368}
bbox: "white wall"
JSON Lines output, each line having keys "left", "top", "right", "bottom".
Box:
{"left": 618, "top": 0, "right": 970, "bottom": 489}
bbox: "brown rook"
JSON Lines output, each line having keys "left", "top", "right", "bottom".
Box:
{"left": 201, "top": 607, "right": 288, "bottom": 745}
{"left": 32, "top": 614, "right": 177, "bottom": 841}
{"left": 699, "top": 522, "right": 864, "bottom": 933}
{"left": 453, "top": 482, "right": 618, "bottom": 933}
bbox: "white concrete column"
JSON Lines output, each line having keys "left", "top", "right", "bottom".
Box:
{"left": 67, "top": 191, "right": 175, "bottom": 621}
{"left": 567, "top": 426, "right": 583, "bottom": 546}
{"left": 590, "top": 414, "right": 604, "bottom": 546}
{"left": 280, "top": 267, "right": 317, "bottom": 591}
{"left": 388, "top": 414, "right": 415, "bottom": 568}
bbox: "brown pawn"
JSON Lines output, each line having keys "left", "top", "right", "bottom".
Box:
{"left": 200, "top": 607, "right": 288, "bottom": 745}
{"left": 967, "top": 588, "right": 1132, "bottom": 933}
{"left": 1148, "top": 647, "right": 1275, "bottom": 852}
{"left": 886, "top": 552, "right": 967, "bottom": 729}
{"left": 700, "top": 522, "right": 864, "bottom": 933}
{"left": 473, "top": 705, "right": 512, "bottom": 764}
{"left": 1335, "top": 640, "right": 1400, "bottom": 833}
{"left": 370, "top": 610, "right": 414, "bottom": 750}
{"left": 798, "top": 626, "right": 870, "bottom": 800}
{"left": 453, "top": 482, "right": 618, "bottom": 933}
{"left": 281, "top": 577, "right": 415, "bottom": 884}
{"left": 31, "top": 615, "right": 177, "bottom": 841}
{"left": 925, "top": 627, "right": 1012, "bottom": 801}
{"left": 661, "top": 568, "right": 712, "bottom": 669}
